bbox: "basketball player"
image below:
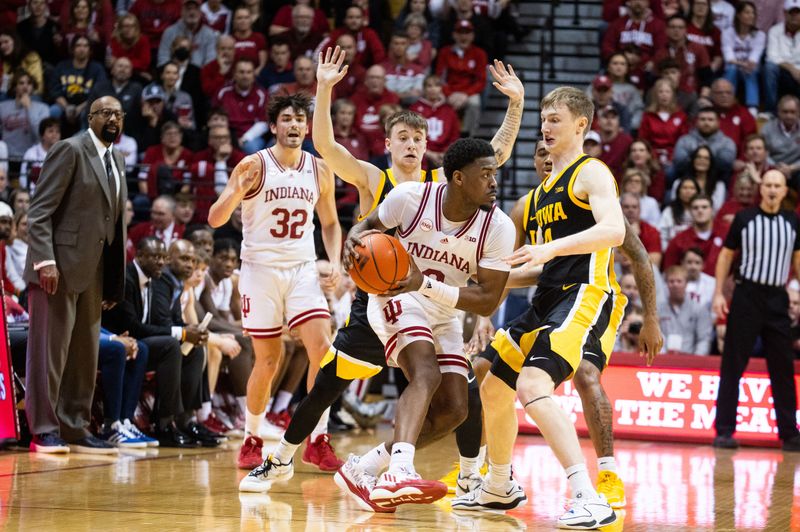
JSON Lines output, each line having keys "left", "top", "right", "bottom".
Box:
{"left": 461, "top": 87, "right": 627, "bottom": 529}
{"left": 208, "top": 93, "right": 342, "bottom": 470}
{"left": 238, "top": 47, "right": 523, "bottom": 503}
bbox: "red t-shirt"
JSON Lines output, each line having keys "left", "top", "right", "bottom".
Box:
{"left": 601, "top": 15, "right": 666, "bottom": 63}
{"left": 201, "top": 60, "right": 233, "bottom": 99}
{"left": 713, "top": 199, "right": 750, "bottom": 237}
{"left": 717, "top": 104, "right": 757, "bottom": 156}
{"left": 139, "top": 145, "right": 195, "bottom": 199}
{"left": 662, "top": 226, "right": 724, "bottom": 275}
{"left": 638, "top": 221, "right": 662, "bottom": 254}
{"left": 271, "top": 5, "right": 330, "bottom": 35}
{"left": 409, "top": 98, "right": 461, "bottom": 154}
{"left": 600, "top": 131, "right": 633, "bottom": 179}
{"left": 351, "top": 89, "right": 401, "bottom": 157}
{"left": 233, "top": 32, "right": 267, "bottom": 64}
{"left": 130, "top": 0, "right": 182, "bottom": 45}
{"left": 651, "top": 42, "right": 710, "bottom": 94}
{"left": 319, "top": 27, "right": 386, "bottom": 68}
{"left": 638, "top": 110, "right": 691, "bottom": 166}
{"left": 333, "top": 63, "right": 366, "bottom": 101}
{"left": 189, "top": 148, "right": 245, "bottom": 223}
{"left": 687, "top": 23, "right": 722, "bottom": 61}
{"left": 109, "top": 35, "right": 152, "bottom": 75}
{"left": 214, "top": 85, "right": 269, "bottom": 138}
{"left": 435, "top": 44, "right": 488, "bottom": 96}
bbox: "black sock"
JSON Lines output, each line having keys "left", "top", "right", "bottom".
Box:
{"left": 455, "top": 382, "right": 483, "bottom": 458}
{"left": 284, "top": 366, "right": 350, "bottom": 445}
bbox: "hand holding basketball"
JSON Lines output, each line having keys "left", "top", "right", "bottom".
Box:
{"left": 378, "top": 255, "right": 422, "bottom": 297}
{"left": 346, "top": 232, "right": 410, "bottom": 294}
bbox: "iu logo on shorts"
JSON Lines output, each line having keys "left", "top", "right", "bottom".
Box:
{"left": 241, "top": 295, "right": 251, "bottom": 318}
{"left": 383, "top": 299, "right": 403, "bottom": 324}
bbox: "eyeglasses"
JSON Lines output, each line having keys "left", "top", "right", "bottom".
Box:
{"left": 93, "top": 108, "right": 125, "bottom": 120}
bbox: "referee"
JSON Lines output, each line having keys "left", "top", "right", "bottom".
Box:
{"left": 712, "top": 170, "right": 800, "bottom": 451}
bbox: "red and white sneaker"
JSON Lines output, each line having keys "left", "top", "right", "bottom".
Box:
{"left": 333, "top": 454, "right": 396, "bottom": 513}
{"left": 266, "top": 410, "right": 291, "bottom": 430}
{"left": 302, "top": 434, "right": 344, "bottom": 472}
{"left": 238, "top": 435, "right": 264, "bottom": 469}
{"left": 369, "top": 467, "right": 448, "bottom": 508}
{"left": 202, "top": 412, "right": 230, "bottom": 436}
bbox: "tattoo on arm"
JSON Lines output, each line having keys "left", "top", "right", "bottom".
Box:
{"left": 491, "top": 99, "right": 522, "bottom": 166}
{"left": 620, "top": 222, "right": 658, "bottom": 319}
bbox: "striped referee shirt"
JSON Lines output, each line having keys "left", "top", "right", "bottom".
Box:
{"left": 724, "top": 207, "right": 800, "bottom": 287}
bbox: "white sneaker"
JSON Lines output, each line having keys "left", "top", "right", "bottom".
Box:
{"left": 333, "top": 454, "right": 395, "bottom": 513}
{"left": 557, "top": 494, "right": 616, "bottom": 529}
{"left": 370, "top": 466, "right": 448, "bottom": 507}
{"left": 451, "top": 478, "right": 527, "bottom": 513}
{"left": 239, "top": 455, "right": 294, "bottom": 493}
{"left": 259, "top": 418, "right": 285, "bottom": 441}
{"left": 456, "top": 472, "right": 484, "bottom": 497}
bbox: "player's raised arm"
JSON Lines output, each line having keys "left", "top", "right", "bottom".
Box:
{"left": 313, "top": 46, "right": 381, "bottom": 194}
{"left": 208, "top": 154, "right": 262, "bottom": 228}
{"left": 489, "top": 60, "right": 524, "bottom": 167}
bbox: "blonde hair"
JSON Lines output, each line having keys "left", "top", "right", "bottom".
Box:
{"left": 646, "top": 78, "right": 677, "bottom": 113}
{"left": 384, "top": 109, "right": 427, "bottom": 136}
{"left": 540, "top": 86, "right": 594, "bottom": 134}
{"left": 621, "top": 168, "right": 651, "bottom": 191}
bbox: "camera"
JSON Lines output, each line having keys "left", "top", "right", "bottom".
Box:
{"left": 628, "top": 321, "right": 642, "bottom": 335}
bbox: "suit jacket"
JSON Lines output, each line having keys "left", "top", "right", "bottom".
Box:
{"left": 24, "top": 131, "right": 127, "bottom": 302}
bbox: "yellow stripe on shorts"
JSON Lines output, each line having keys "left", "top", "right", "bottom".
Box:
{"left": 320, "top": 348, "right": 382, "bottom": 380}
{"left": 550, "top": 284, "right": 608, "bottom": 372}
{"left": 598, "top": 293, "right": 628, "bottom": 366}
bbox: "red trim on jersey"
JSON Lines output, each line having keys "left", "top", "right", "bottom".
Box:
{"left": 311, "top": 155, "right": 320, "bottom": 197}
{"left": 385, "top": 326, "right": 434, "bottom": 360}
{"left": 454, "top": 207, "right": 481, "bottom": 238}
{"left": 266, "top": 147, "right": 284, "bottom": 172}
{"left": 244, "top": 151, "right": 267, "bottom": 200}
{"left": 398, "top": 181, "right": 433, "bottom": 238}
{"left": 476, "top": 205, "right": 496, "bottom": 262}
{"left": 434, "top": 182, "right": 445, "bottom": 232}
{"left": 288, "top": 307, "right": 332, "bottom": 329}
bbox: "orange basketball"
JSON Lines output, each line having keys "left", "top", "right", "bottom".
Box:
{"left": 348, "top": 233, "right": 410, "bottom": 294}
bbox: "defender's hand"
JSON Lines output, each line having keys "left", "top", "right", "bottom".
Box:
{"left": 489, "top": 60, "right": 523, "bottom": 102}
{"left": 317, "top": 46, "right": 349, "bottom": 88}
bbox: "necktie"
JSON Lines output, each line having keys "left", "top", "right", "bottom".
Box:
{"left": 104, "top": 149, "right": 118, "bottom": 209}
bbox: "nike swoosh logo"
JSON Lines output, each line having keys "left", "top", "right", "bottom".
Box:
{"left": 467, "top": 375, "right": 476, "bottom": 383}
{"left": 563, "top": 283, "right": 577, "bottom": 291}
{"left": 529, "top": 356, "right": 549, "bottom": 362}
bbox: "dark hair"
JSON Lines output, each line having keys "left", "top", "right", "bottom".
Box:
{"left": 0, "top": 31, "right": 26, "bottom": 66}
{"left": 696, "top": 106, "right": 719, "bottom": 117}
{"left": 669, "top": 177, "right": 701, "bottom": 222}
{"left": 689, "top": 145, "right": 721, "bottom": 196}
{"left": 233, "top": 56, "right": 256, "bottom": 71}
{"left": 137, "top": 235, "right": 165, "bottom": 251}
{"left": 213, "top": 237, "right": 239, "bottom": 257}
{"left": 390, "top": 30, "right": 409, "bottom": 41}
{"left": 10, "top": 67, "right": 37, "bottom": 94}
{"left": 267, "top": 92, "right": 312, "bottom": 125}
{"left": 689, "top": 0, "right": 715, "bottom": 34}
{"left": 689, "top": 192, "right": 712, "bottom": 207}
{"left": 666, "top": 14, "right": 687, "bottom": 26}
{"left": 160, "top": 120, "right": 181, "bottom": 136}
{"left": 733, "top": 1, "right": 758, "bottom": 35}
{"left": 38, "top": 117, "right": 60, "bottom": 137}
{"left": 442, "top": 138, "right": 496, "bottom": 181}
{"left": 682, "top": 246, "right": 705, "bottom": 261}
{"left": 69, "top": 34, "right": 91, "bottom": 51}
{"left": 184, "top": 224, "right": 213, "bottom": 241}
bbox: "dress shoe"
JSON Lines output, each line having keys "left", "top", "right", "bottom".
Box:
{"left": 783, "top": 435, "right": 800, "bottom": 452}
{"left": 157, "top": 422, "right": 200, "bottom": 448}
{"left": 30, "top": 432, "right": 70, "bottom": 453}
{"left": 712, "top": 435, "right": 739, "bottom": 449}
{"left": 184, "top": 421, "right": 225, "bottom": 447}
{"left": 70, "top": 435, "right": 118, "bottom": 455}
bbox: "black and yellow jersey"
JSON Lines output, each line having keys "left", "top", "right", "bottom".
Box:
{"left": 521, "top": 188, "right": 537, "bottom": 244}
{"left": 358, "top": 167, "right": 441, "bottom": 221}
{"left": 533, "top": 154, "right": 619, "bottom": 291}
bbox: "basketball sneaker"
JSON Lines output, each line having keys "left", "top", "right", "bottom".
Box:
{"left": 441, "top": 462, "right": 490, "bottom": 494}
{"left": 201, "top": 412, "right": 231, "bottom": 438}
{"left": 238, "top": 435, "right": 265, "bottom": 469}
{"left": 369, "top": 467, "right": 448, "bottom": 508}
{"left": 266, "top": 410, "right": 291, "bottom": 430}
{"left": 334, "top": 454, "right": 396, "bottom": 513}
{"left": 456, "top": 472, "right": 485, "bottom": 497}
{"left": 123, "top": 419, "right": 159, "bottom": 447}
{"left": 239, "top": 455, "right": 294, "bottom": 492}
{"left": 596, "top": 470, "right": 626, "bottom": 509}
{"left": 302, "top": 434, "right": 344, "bottom": 472}
{"left": 451, "top": 478, "right": 527, "bottom": 513}
{"left": 557, "top": 494, "right": 616, "bottom": 529}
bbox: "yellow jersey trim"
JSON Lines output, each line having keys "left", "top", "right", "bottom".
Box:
{"left": 566, "top": 158, "right": 595, "bottom": 210}
{"left": 542, "top": 154, "right": 584, "bottom": 193}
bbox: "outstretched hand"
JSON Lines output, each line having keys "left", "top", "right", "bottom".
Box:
{"left": 504, "top": 244, "right": 556, "bottom": 271}
{"left": 317, "top": 46, "right": 349, "bottom": 88}
{"left": 489, "top": 60, "right": 524, "bottom": 102}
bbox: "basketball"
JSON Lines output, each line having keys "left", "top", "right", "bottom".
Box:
{"left": 348, "top": 233, "right": 410, "bottom": 294}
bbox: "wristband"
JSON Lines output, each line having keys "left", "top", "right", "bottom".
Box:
{"left": 418, "top": 275, "right": 459, "bottom": 307}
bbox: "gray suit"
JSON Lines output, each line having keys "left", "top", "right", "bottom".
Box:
{"left": 24, "top": 131, "right": 127, "bottom": 440}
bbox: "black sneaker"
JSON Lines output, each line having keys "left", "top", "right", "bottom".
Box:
{"left": 157, "top": 422, "right": 200, "bottom": 448}
{"left": 712, "top": 435, "right": 739, "bottom": 449}
{"left": 69, "top": 435, "right": 118, "bottom": 455}
{"left": 184, "top": 421, "right": 225, "bottom": 447}
{"left": 30, "top": 432, "right": 70, "bottom": 453}
{"left": 782, "top": 435, "right": 800, "bottom": 452}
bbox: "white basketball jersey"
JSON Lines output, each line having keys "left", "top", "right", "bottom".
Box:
{"left": 241, "top": 148, "right": 319, "bottom": 267}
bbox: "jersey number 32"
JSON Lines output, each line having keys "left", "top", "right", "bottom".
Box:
{"left": 270, "top": 208, "right": 307, "bottom": 239}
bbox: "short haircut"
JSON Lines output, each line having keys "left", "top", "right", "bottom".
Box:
{"left": 682, "top": 246, "right": 705, "bottom": 261}
{"left": 213, "top": 237, "right": 239, "bottom": 257}
{"left": 331, "top": 98, "right": 355, "bottom": 115}
{"left": 267, "top": 92, "right": 312, "bottom": 125}
{"left": 384, "top": 109, "right": 427, "bottom": 136}
{"left": 664, "top": 265, "right": 688, "bottom": 280}
{"left": 154, "top": 194, "right": 176, "bottom": 211}
{"left": 38, "top": 117, "right": 60, "bottom": 137}
{"left": 390, "top": 30, "right": 409, "bottom": 41}
{"left": 160, "top": 120, "right": 181, "bottom": 136}
{"left": 442, "top": 138, "right": 496, "bottom": 181}
{"left": 174, "top": 192, "right": 195, "bottom": 205}
{"left": 194, "top": 247, "right": 210, "bottom": 266}
{"left": 70, "top": 34, "right": 90, "bottom": 50}
{"left": 137, "top": 235, "right": 165, "bottom": 252}
{"left": 11, "top": 67, "right": 37, "bottom": 93}
{"left": 689, "top": 193, "right": 712, "bottom": 206}
{"left": 234, "top": 57, "right": 256, "bottom": 71}
{"left": 423, "top": 73, "right": 442, "bottom": 86}
{"left": 744, "top": 133, "right": 765, "bottom": 148}
{"left": 696, "top": 106, "right": 719, "bottom": 117}
{"left": 666, "top": 14, "right": 687, "bottom": 25}
{"left": 540, "top": 86, "right": 594, "bottom": 134}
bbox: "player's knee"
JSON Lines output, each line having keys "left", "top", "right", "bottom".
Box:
{"left": 480, "top": 373, "right": 515, "bottom": 406}
{"left": 516, "top": 373, "right": 553, "bottom": 407}
{"left": 473, "top": 357, "right": 491, "bottom": 384}
{"left": 573, "top": 362, "right": 601, "bottom": 395}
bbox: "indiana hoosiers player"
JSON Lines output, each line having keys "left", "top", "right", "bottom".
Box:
{"left": 208, "top": 93, "right": 342, "bottom": 470}
{"left": 339, "top": 138, "right": 515, "bottom": 510}
{"left": 238, "top": 47, "right": 522, "bottom": 502}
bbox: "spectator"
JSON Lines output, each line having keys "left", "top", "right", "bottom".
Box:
{"left": 682, "top": 247, "right": 715, "bottom": 309}
{"left": 0, "top": 30, "right": 43, "bottom": 97}
{"left": 597, "top": 105, "right": 633, "bottom": 177}
{"left": 603, "top": 52, "right": 645, "bottom": 130}
{"left": 722, "top": 1, "right": 766, "bottom": 116}
{"left": 435, "top": 20, "right": 487, "bottom": 137}
{"left": 114, "top": 130, "right": 139, "bottom": 172}
{"left": 441, "top": 0, "right": 497, "bottom": 59}
{"left": 137, "top": 121, "right": 193, "bottom": 199}
{"left": 638, "top": 78, "right": 690, "bottom": 168}
{"left": 764, "top": 1, "right": 800, "bottom": 113}
{"left": 0, "top": 141, "right": 7, "bottom": 177}
{"left": 761, "top": 95, "right": 800, "bottom": 184}
{"left": 165, "top": 35, "right": 206, "bottom": 131}
{"left": 318, "top": 5, "right": 385, "bottom": 68}
{"left": 331, "top": 34, "right": 365, "bottom": 101}
{"left": 709, "top": 78, "right": 757, "bottom": 157}
{"left": 108, "top": 14, "right": 152, "bottom": 83}
{"left": 158, "top": 0, "right": 217, "bottom": 68}
{"left": 20, "top": 117, "right": 59, "bottom": 191}
{"left": 328, "top": 98, "right": 367, "bottom": 215}
{"left": 615, "top": 305, "right": 645, "bottom": 352}
{"left": 87, "top": 57, "right": 143, "bottom": 137}
{"left": 283, "top": 4, "right": 324, "bottom": 60}
{"left": 672, "top": 145, "right": 727, "bottom": 210}
{"left": 61, "top": 0, "right": 112, "bottom": 60}
{"left": 9, "top": 188, "right": 29, "bottom": 213}
{"left": 273, "top": 55, "right": 316, "bottom": 99}
{"left": 732, "top": 133, "right": 773, "bottom": 186}
{"left": 269, "top": 0, "right": 329, "bottom": 37}
{"left": 619, "top": 272, "right": 642, "bottom": 308}
{"left": 350, "top": 65, "right": 400, "bottom": 158}
{"left": 202, "top": 35, "right": 237, "bottom": 100}
{"left": 201, "top": 0, "right": 232, "bottom": 34}
{"left": 714, "top": 172, "right": 757, "bottom": 236}
{"left": 403, "top": 13, "right": 435, "bottom": 71}
{"left": 652, "top": 15, "right": 712, "bottom": 98}
{"left": 0, "top": 69, "right": 49, "bottom": 162}
{"left": 173, "top": 192, "right": 195, "bottom": 226}
{"left": 583, "top": 130, "right": 602, "bottom": 158}
{"left": 659, "top": 265, "right": 713, "bottom": 354}
{"left": 602, "top": 0, "right": 666, "bottom": 66}
{"left": 231, "top": 7, "right": 267, "bottom": 74}
{"left": 410, "top": 74, "right": 460, "bottom": 169}
{"left": 754, "top": 0, "right": 786, "bottom": 33}
{"left": 711, "top": 0, "right": 735, "bottom": 30}
{"left": 673, "top": 107, "right": 737, "bottom": 179}
{"left": 214, "top": 58, "right": 269, "bottom": 154}
{"left": 687, "top": 0, "right": 724, "bottom": 73}
{"left": 49, "top": 35, "right": 108, "bottom": 129}
{"left": 622, "top": 44, "right": 648, "bottom": 90}
{"left": 7, "top": 209, "right": 27, "bottom": 279}
{"left": 395, "top": 0, "right": 441, "bottom": 49}
{"left": 625, "top": 138, "right": 666, "bottom": 202}
{"left": 16, "top": 0, "right": 61, "bottom": 67}
{"left": 663, "top": 193, "right": 724, "bottom": 274}
{"left": 621, "top": 167, "right": 661, "bottom": 225}
{"left": 381, "top": 31, "right": 425, "bottom": 105}
{"left": 190, "top": 124, "right": 244, "bottom": 222}
{"left": 0, "top": 202, "right": 24, "bottom": 296}
{"left": 128, "top": 196, "right": 186, "bottom": 261}
{"left": 159, "top": 62, "right": 196, "bottom": 131}
{"left": 589, "top": 75, "right": 632, "bottom": 133}
{"left": 135, "top": 83, "right": 173, "bottom": 152}
{"left": 658, "top": 57, "right": 700, "bottom": 116}
{"left": 130, "top": 0, "right": 183, "bottom": 59}
{"left": 621, "top": 191, "right": 663, "bottom": 265}
{"left": 659, "top": 177, "right": 701, "bottom": 247}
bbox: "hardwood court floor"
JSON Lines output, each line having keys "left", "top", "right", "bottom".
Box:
{"left": 1, "top": 426, "right": 798, "bottom": 531}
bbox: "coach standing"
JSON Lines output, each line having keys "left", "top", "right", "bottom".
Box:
{"left": 24, "top": 96, "right": 127, "bottom": 453}
{"left": 712, "top": 170, "right": 800, "bottom": 451}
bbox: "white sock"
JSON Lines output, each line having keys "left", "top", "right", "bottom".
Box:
{"left": 477, "top": 445, "right": 487, "bottom": 467}
{"left": 310, "top": 407, "right": 330, "bottom": 440}
{"left": 565, "top": 463, "right": 596, "bottom": 499}
{"left": 388, "top": 442, "right": 415, "bottom": 473}
{"left": 272, "top": 437, "right": 300, "bottom": 464}
{"left": 360, "top": 442, "right": 391, "bottom": 476}
{"left": 272, "top": 390, "right": 293, "bottom": 413}
{"left": 198, "top": 401, "right": 212, "bottom": 422}
{"left": 245, "top": 408, "right": 266, "bottom": 437}
{"left": 486, "top": 460, "right": 511, "bottom": 489}
{"left": 597, "top": 456, "right": 617, "bottom": 473}
{"left": 236, "top": 396, "right": 247, "bottom": 415}
{"left": 460, "top": 454, "right": 479, "bottom": 477}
